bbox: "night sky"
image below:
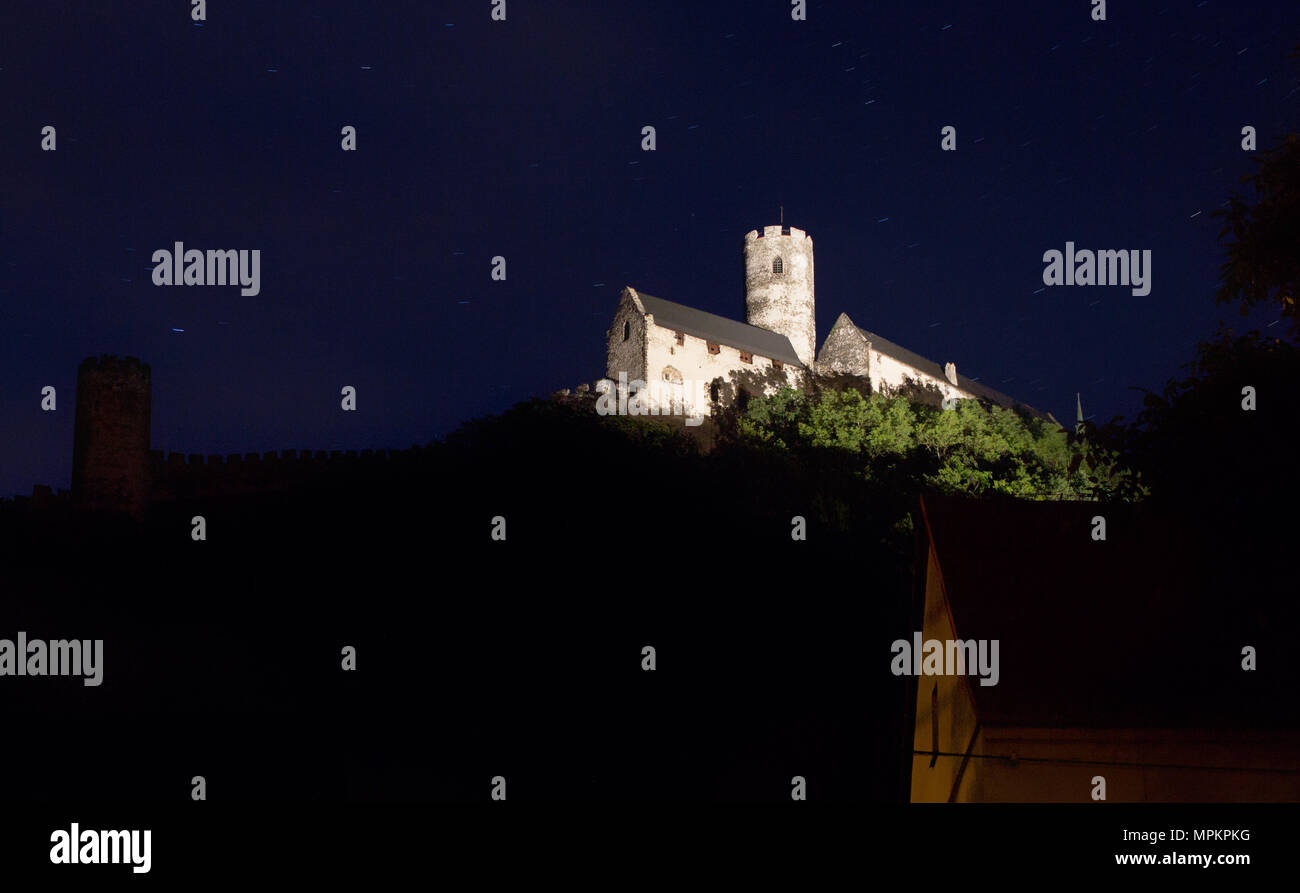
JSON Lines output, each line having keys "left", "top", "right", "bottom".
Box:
{"left": 3, "top": 1, "right": 1297, "bottom": 499}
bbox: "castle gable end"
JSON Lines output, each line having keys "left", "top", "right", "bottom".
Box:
{"left": 815, "top": 312, "right": 871, "bottom": 375}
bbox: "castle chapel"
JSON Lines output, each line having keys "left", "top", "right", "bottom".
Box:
{"left": 605, "top": 223, "right": 1054, "bottom": 423}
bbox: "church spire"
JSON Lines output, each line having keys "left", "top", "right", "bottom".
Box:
{"left": 1076, "top": 392, "right": 1085, "bottom": 435}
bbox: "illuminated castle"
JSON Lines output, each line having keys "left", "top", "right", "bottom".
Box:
{"left": 605, "top": 222, "right": 1052, "bottom": 422}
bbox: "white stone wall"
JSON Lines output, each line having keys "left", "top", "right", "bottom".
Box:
{"left": 638, "top": 319, "right": 804, "bottom": 418}
{"left": 869, "top": 350, "right": 972, "bottom": 402}
{"left": 744, "top": 226, "right": 816, "bottom": 367}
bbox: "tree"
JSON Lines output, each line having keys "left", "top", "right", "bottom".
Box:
{"left": 730, "top": 383, "right": 1144, "bottom": 504}
{"left": 1094, "top": 325, "right": 1299, "bottom": 512}
{"left": 1214, "top": 131, "right": 1300, "bottom": 338}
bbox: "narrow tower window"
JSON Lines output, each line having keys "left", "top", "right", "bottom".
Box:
{"left": 622, "top": 320, "right": 630, "bottom": 341}
{"left": 772, "top": 256, "right": 783, "bottom": 275}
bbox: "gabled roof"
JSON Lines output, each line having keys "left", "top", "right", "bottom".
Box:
{"left": 629, "top": 289, "right": 805, "bottom": 367}
{"left": 853, "top": 323, "right": 1052, "bottom": 422}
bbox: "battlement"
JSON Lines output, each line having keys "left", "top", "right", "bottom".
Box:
{"left": 150, "top": 448, "right": 385, "bottom": 468}
{"left": 145, "top": 445, "right": 424, "bottom": 502}
{"left": 78, "top": 354, "right": 152, "bottom": 376}
{"left": 746, "top": 225, "right": 811, "bottom": 244}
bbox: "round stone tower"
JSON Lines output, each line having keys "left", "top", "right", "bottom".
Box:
{"left": 744, "top": 224, "right": 815, "bottom": 367}
{"left": 72, "top": 355, "right": 152, "bottom": 519}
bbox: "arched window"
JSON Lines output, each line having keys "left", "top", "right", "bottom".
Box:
{"left": 622, "top": 320, "right": 630, "bottom": 341}
{"left": 772, "top": 256, "right": 784, "bottom": 275}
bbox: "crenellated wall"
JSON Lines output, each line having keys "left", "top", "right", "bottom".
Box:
{"left": 145, "top": 446, "right": 426, "bottom": 502}
{"left": 58, "top": 354, "right": 443, "bottom": 516}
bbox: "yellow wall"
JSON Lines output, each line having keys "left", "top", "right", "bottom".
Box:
{"left": 910, "top": 541, "right": 984, "bottom": 802}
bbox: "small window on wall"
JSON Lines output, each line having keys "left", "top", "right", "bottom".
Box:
{"left": 622, "top": 321, "right": 630, "bottom": 342}
{"left": 707, "top": 342, "right": 720, "bottom": 355}
{"left": 675, "top": 331, "right": 685, "bottom": 346}
{"left": 739, "top": 351, "right": 753, "bottom": 364}
{"left": 772, "top": 256, "right": 783, "bottom": 275}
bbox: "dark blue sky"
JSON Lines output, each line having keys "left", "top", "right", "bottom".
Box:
{"left": 3, "top": 1, "right": 1297, "bottom": 497}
